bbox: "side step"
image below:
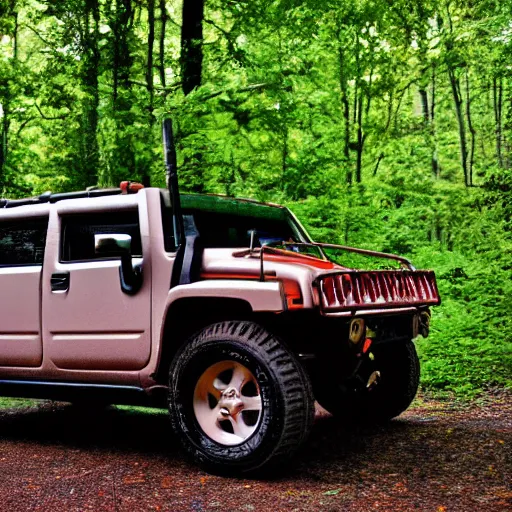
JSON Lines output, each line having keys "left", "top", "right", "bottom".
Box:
{"left": 0, "top": 380, "right": 166, "bottom": 407}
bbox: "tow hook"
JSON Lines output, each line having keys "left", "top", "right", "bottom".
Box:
{"left": 366, "top": 370, "right": 381, "bottom": 390}
{"left": 419, "top": 310, "right": 431, "bottom": 337}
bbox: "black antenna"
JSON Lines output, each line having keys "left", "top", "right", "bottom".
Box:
{"left": 163, "top": 119, "right": 184, "bottom": 249}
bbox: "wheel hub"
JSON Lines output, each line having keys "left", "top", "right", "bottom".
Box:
{"left": 193, "top": 361, "right": 263, "bottom": 446}
{"left": 218, "top": 387, "right": 243, "bottom": 415}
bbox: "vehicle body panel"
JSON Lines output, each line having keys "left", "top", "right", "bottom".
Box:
{"left": 0, "top": 267, "right": 44, "bottom": 367}
{"left": 0, "top": 205, "right": 50, "bottom": 368}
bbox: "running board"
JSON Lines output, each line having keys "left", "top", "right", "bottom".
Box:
{"left": 0, "top": 380, "right": 166, "bottom": 407}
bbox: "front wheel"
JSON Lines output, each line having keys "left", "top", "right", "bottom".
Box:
{"left": 314, "top": 340, "right": 420, "bottom": 424}
{"left": 168, "top": 321, "right": 314, "bottom": 475}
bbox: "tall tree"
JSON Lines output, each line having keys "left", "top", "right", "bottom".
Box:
{"left": 443, "top": 6, "right": 469, "bottom": 187}
{"left": 80, "top": 0, "right": 101, "bottom": 188}
{"left": 181, "top": 0, "right": 205, "bottom": 95}
{"left": 0, "top": 0, "right": 18, "bottom": 189}
{"left": 158, "top": 0, "right": 167, "bottom": 89}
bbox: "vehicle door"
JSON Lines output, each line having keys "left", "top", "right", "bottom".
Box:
{"left": 42, "top": 203, "right": 151, "bottom": 371}
{"left": 0, "top": 215, "right": 48, "bottom": 368}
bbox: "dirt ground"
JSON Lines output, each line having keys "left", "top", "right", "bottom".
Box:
{"left": 0, "top": 395, "right": 510, "bottom": 512}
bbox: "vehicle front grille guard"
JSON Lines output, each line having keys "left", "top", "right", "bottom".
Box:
{"left": 257, "top": 242, "right": 440, "bottom": 313}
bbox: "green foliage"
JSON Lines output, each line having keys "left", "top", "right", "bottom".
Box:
{"left": 0, "top": 397, "right": 35, "bottom": 408}
{"left": 414, "top": 248, "right": 512, "bottom": 398}
{"left": 292, "top": 177, "right": 512, "bottom": 399}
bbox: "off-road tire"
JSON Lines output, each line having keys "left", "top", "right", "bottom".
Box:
{"left": 315, "top": 340, "right": 420, "bottom": 424}
{"left": 168, "top": 321, "right": 314, "bottom": 475}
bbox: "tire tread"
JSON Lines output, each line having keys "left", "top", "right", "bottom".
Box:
{"left": 169, "top": 320, "right": 314, "bottom": 474}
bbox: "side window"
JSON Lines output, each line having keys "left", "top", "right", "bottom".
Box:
{"left": 61, "top": 211, "right": 142, "bottom": 262}
{"left": 0, "top": 219, "right": 48, "bottom": 266}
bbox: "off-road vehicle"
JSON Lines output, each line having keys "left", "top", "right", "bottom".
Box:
{"left": 0, "top": 120, "right": 440, "bottom": 474}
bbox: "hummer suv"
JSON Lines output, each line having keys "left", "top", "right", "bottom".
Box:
{"left": 0, "top": 121, "right": 440, "bottom": 474}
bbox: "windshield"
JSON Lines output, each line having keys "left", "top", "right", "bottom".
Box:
{"left": 160, "top": 191, "right": 325, "bottom": 258}
{"left": 190, "top": 210, "right": 304, "bottom": 248}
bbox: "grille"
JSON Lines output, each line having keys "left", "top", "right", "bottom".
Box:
{"left": 317, "top": 271, "right": 440, "bottom": 312}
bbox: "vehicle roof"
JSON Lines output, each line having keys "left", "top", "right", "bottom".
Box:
{"left": 0, "top": 186, "right": 290, "bottom": 223}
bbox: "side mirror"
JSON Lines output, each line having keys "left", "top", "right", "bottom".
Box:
{"left": 95, "top": 234, "right": 132, "bottom": 256}
{"left": 94, "top": 233, "right": 142, "bottom": 295}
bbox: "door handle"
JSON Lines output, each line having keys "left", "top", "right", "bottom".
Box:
{"left": 51, "top": 272, "right": 70, "bottom": 292}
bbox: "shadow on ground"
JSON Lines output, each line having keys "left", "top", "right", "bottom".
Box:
{"left": 0, "top": 400, "right": 510, "bottom": 511}
{"left": 0, "top": 400, "right": 507, "bottom": 475}
{"left": 0, "top": 402, "right": 175, "bottom": 455}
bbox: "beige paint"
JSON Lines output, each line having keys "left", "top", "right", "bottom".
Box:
{"left": 43, "top": 194, "right": 152, "bottom": 373}
{"left": 0, "top": 188, "right": 431, "bottom": 391}
{"left": 0, "top": 205, "right": 50, "bottom": 368}
{"left": 0, "top": 267, "right": 43, "bottom": 367}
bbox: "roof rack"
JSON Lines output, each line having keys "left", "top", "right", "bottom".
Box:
{"left": 0, "top": 181, "right": 144, "bottom": 209}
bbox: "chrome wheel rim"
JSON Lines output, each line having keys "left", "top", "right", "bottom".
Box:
{"left": 193, "top": 360, "right": 262, "bottom": 446}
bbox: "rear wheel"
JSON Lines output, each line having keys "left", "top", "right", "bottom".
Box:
{"left": 315, "top": 340, "right": 420, "bottom": 424}
{"left": 168, "top": 321, "right": 314, "bottom": 474}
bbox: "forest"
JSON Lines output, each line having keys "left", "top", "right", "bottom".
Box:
{"left": 0, "top": 0, "right": 510, "bottom": 398}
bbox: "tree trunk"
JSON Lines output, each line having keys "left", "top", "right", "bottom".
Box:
{"left": 337, "top": 35, "right": 351, "bottom": 184}
{"left": 354, "top": 33, "right": 363, "bottom": 184}
{"left": 118, "top": 0, "right": 133, "bottom": 88}
{"left": 13, "top": 9, "right": 18, "bottom": 60}
{"left": 281, "top": 126, "right": 288, "bottom": 193}
{"left": 352, "top": 33, "right": 360, "bottom": 126}
{"left": 141, "top": 0, "right": 156, "bottom": 187}
{"left": 0, "top": 6, "right": 17, "bottom": 189}
{"left": 372, "top": 152, "right": 385, "bottom": 176}
{"left": 443, "top": 8, "right": 468, "bottom": 186}
{"left": 146, "top": 0, "right": 155, "bottom": 115}
{"left": 181, "top": 0, "right": 205, "bottom": 95}
{"left": 493, "top": 76, "right": 503, "bottom": 168}
{"left": 431, "top": 65, "right": 440, "bottom": 178}
{"left": 159, "top": 0, "right": 167, "bottom": 89}
{"left": 81, "top": 0, "right": 101, "bottom": 188}
{"left": 448, "top": 67, "right": 469, "bottom": 187}
{"left": 112, "top": 0, "right": 133, "bottom": 107}
{"left": 107, "top": 0, "right": 136, "bottom": 184}
{"left": 465, "top": 69, "right": 475, "bottom": 187}
{"left": 419, "top": 88, "right": 429, "bottom": 122}
{"left": 356, "top": 91, "right": 363, "bottom": 183}
{"left": 0, "top": 108, "right": 9, "bottom": 189}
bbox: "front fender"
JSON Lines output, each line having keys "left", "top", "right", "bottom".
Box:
{"left": 165, "top": 279, "right": 285, "bottom": 312}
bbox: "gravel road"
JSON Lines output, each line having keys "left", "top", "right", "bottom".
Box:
{"left": 0, "top": 396, "right": 510, "bottom": 512}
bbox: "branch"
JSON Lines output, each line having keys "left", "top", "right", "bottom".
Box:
{"left": 199, "top": 83, "right": 274, "bottom": 102}
{"left": 16, "top": 116, "right": 36, "bottom": 137}
{"left": 166, "top": 14, "right": 181, "bottom": 29}
{"left": 22, "top": 24, "right": 56, "bottom": 49}
{"left": 373, "top": 152, "right": 385, "bottom": 176}
{"left": 127, "top": 79, "right": 181, "bottom": 94}
{"left": 34, "top": 103, "right": 68, "bottom": 121}
{"left": 128, "top": 79, "right": 155, "bottom": 88}
{"left": 204, "top": 18, "right": 231, "bottom": 40}
{"left": 204, "top": 19, "right": 246, "bottom": 66}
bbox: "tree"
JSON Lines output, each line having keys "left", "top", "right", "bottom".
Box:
{"left": 0, "top": 0, "right": 18, "bottom": 189}
{"left": 181, "top": 0, "right": 205, "bottom": 95}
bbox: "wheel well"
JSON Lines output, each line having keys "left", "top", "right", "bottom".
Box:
{"left": 155, "top": 297, "right": 253, "bottom": 384}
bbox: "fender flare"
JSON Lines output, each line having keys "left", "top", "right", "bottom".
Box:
{"left": 164, "top": 279, "right": 285, "bottom": 313}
